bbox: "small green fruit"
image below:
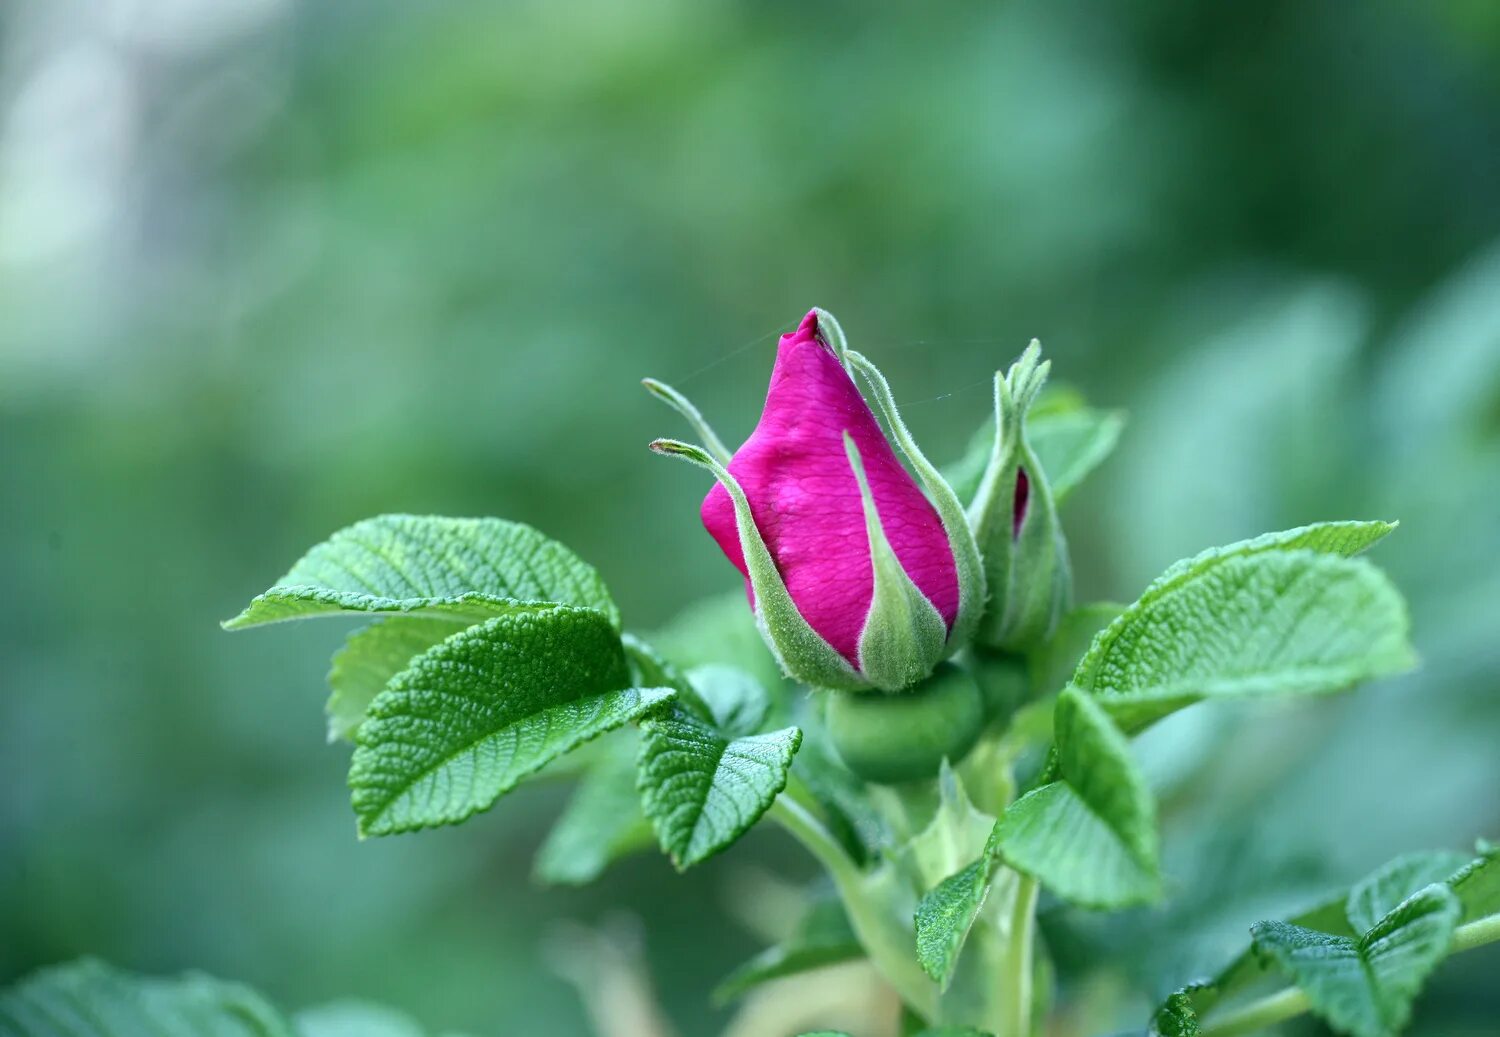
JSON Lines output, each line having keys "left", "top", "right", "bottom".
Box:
{"left": 825, "top": 663, "right": 986, "bottom": 784}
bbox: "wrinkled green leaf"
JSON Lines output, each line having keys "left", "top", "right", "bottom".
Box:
{"left": 1251, "top": 884, "right": 1461, "bottom": 1037}
{"left": 1345, "top": 851, "right": 1471, "bottom": 934}
{"left": 915, "top": 827, "right": 1003, "bottom": 987}
{"left": 325, "top": 618, "right": 457, "bottom": 742}
{"left": 0, "top": 959, "right": 295, "bottom": 1037}
{"left": 637, "top": 704, "right": 801, "bottom": 869}
{"left": 1148, "top": 984, "right": 1206, "bottom": 1037}
{"left": 225, "top": 515, "right": 619, "bottom": 630}
{"left": 714, "top": 896, "right": 862, "bottom": 1004}
{"left": 350, "top": 607, "right": 671, "bottom": 836}
{"left": 533, "top": 733, "right": 654, "bottom": 886}
{"left": 1074, "top": 532, "right": 1413, "bottom": 732}
{"left": 995, "top": 686, "right": 1159, "bottom": 907}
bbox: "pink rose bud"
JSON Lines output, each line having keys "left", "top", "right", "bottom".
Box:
{"left": 647, "top": 310, "right": 983, "bottom": 692}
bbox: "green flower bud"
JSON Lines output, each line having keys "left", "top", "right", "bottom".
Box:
{"left": 824, "top": 663, "right": 985, "bottom": 785}
{"left": 968, "top": 342, "right": 1072, "bottom": 651}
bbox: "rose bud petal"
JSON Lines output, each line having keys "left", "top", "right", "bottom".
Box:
{"left": 966, "top": 341, "right": 1072, "bottom": 651}
{"left": 649, "top": 309, "right": 983, "bottom": 692}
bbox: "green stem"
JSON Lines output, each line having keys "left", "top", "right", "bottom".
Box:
{"left": 995, "top": 874, "right": 1039, "bottom": 1037}
{"left": 1200, "top": 913, "right": 1500, "bottom": 1037}
{"left": 766, "top": 792, "right": 939, "bottom": 1022}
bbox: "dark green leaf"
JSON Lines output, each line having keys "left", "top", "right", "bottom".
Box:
{"left": 349, "top": 607, "right": 671, "bottom": 836}
{"left": 225, "top": 515, "right": 618, "bottom": 630}
{"left": 915, "top": 828, "right": 1003, "bottom": 987}
{"left": 637, "top": 705, "right": 801, "bottom": 869}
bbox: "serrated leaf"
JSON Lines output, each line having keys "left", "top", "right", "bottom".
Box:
{"left": 915, "top": 828, "right": 1003, "bottom": 987}
{"left": 1251, "top": 884, "right": 1461, "bottom": 1037}
{"left": 1345, "top": 851, "right": 1471, "bottom": 934}
{"left": 1074, "top": 538, "right": 1414, "bottom": 733}
{"left": 0, "top": 959, "right": 295, "bottom": 1037}
{"left": 1450, "top": 840, "right": 1500, "bottom": 922}
{"left": 995, "top": 686, "right": 1159, "bottom": 908}
{"left": 325, "top": 619, "right": 458, "bottom": 742}
{"left": 714, "top": 896, "right": 862, "bottom": 1004}
{"left": 533, "top": 734, "right": 654, "bottom": 886}
{"left": 225, "top": 515, "right": 619, "bottom": 630}
{"left": 349, "top": 607, "right": 672, "bottom": 836}
{"left": 637, "top": 705, "right": 801, "bottom": 869}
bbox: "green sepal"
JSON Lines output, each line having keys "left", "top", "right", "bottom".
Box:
{"left": 845, "top": 433, "right": 950, "bottom": 691}
{"left": 649, "top": 438, "right": 867, "bottom": 691}
{"left": 967, "top": 343, "right": 1072, "bottom": 652}
{"left": 846, "top": 348, "right": 987, "bottom": 659}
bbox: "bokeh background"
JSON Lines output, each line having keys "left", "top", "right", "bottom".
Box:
{"left": 3, "top": 1, "right": 1499, "bottom": 1034}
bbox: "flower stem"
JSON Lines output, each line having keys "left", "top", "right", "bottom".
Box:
{"left": 1200, "top": 912, "right": 1500, "bottom": 1037}
{"left": 994, "top": 874, "right": 1039, "bottom": 1037}
{"left": 766, "top": 790, "right": 939, "bottom": 1022}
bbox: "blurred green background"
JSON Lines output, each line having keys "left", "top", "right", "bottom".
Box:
{"left": 3, "top": 1, "right": 1499, "bottom": 1034}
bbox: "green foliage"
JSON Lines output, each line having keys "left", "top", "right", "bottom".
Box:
{"left": 1149, "top": 841, "right": 1500, "bottom": 1037}
{"left": 533, "top": 733, "right": 654, "bottom": 886}
{"left": 1073, "top": 523, "right": 1414, "bottom": 732}
{"left": 713, "top": 895, "right": 863, "bottom": 1004}
{"left": 325, "top": 618, "right": 458, "bottom": 742}
{"left": 637, "top": 700, "right": 802, "bottom": 870}
{"left": 995, "top": 687, "right": 1159, "bottom": 908}
{"left": 914, "top": 827, "right": 1003, "bottom": 987}
{"left": 349, "top": 608, "right": 671, "bottom": 836}
{"left": 224, "top": 515, "right": 619, "bottom": 630}
{"left": 0, "top": 959, "right": 295, "bottom": 1037}
{"left": 1251, "top": 885, "right": 1461, "bottom": 1037}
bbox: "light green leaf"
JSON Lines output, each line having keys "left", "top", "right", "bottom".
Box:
{"left": 0, "top": 959, "right": 295, "bottom": 1037}
{"left": 1251, "top": 884, "right": 1461, "bottom": 1037}
{"left": 224, "top": 515, "right": 619, "bottom": 630}
{"left": 1074, "top": 537, "right": 1414, "bottom": 732}
{"left": 533, "top": 734, "right": 654, "bottom": 886}
{"left": 325, "top": 618, "right": 458, "bottom": 742}
{"left": 1451, "top": 840, "right": 1500, "bottom": 922}
{"left": 1153, "top": 520, "right": 1397, "bottom": 585}
{"left": 637, "top": 705, "right": 801, "bottom": 869}
{"left": 995, "top": 686, "right": 1159, "bottom": 907}
{"left": 713, "top": 896, "right": 862, "bottom": 1004}
{"left": 349, "top": 607, "right": 672, "bottom": 836}
{"left": 1346, "top": 851, "right": 1471, "bottom": 934}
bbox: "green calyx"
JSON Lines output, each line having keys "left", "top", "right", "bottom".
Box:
{"left": 968, "top": 342, "right": 1072, "bottom": 652}
{"left": 825, "top": 663, "right": 986, "bottom": 784}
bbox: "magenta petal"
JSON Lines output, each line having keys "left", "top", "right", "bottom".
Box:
{"left": 701, "top": 310, "right": 959, "bottom": 667}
